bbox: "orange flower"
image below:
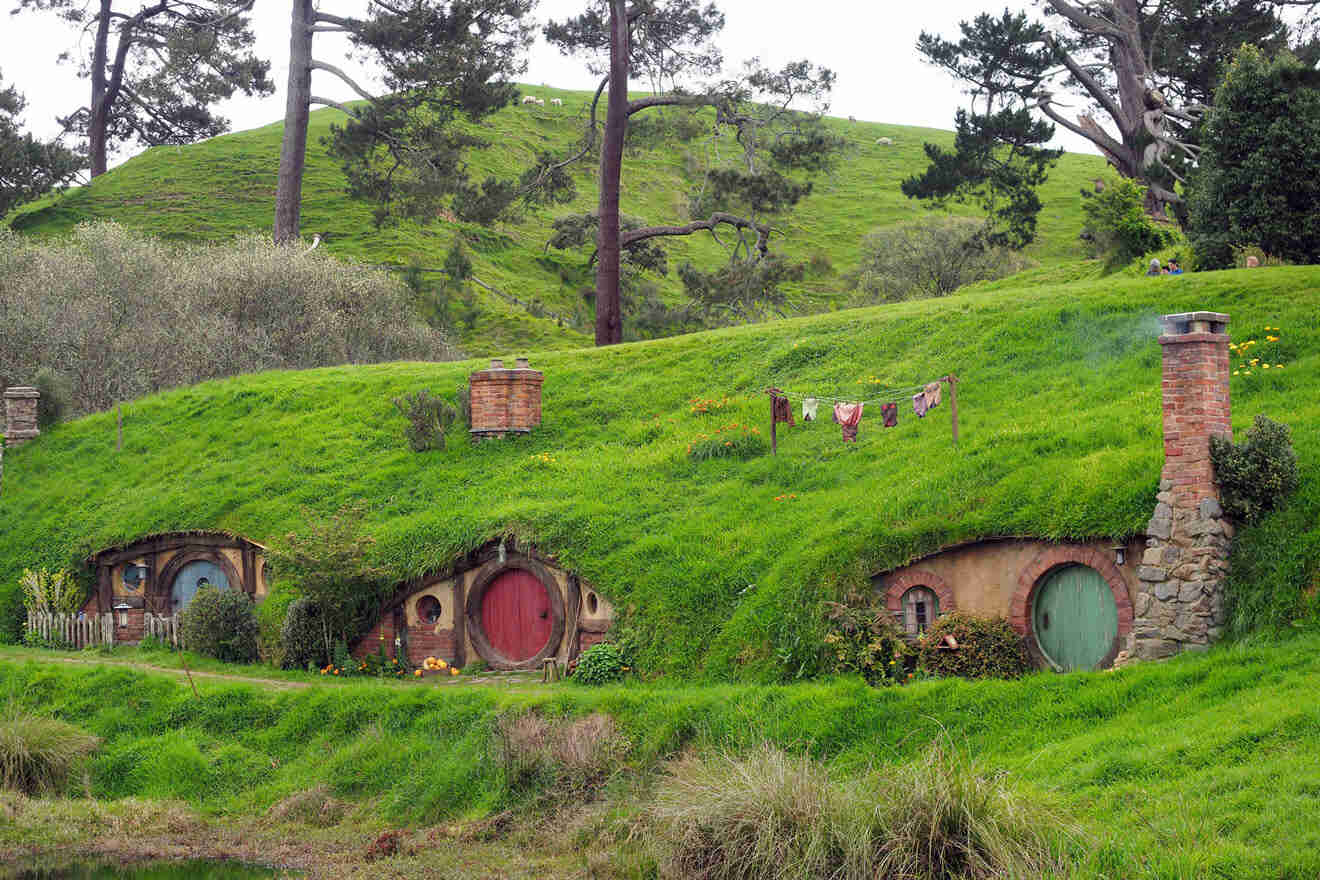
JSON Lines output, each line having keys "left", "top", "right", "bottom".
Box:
{"left": 414, "top": 669, "right": 424, "bottom": 677}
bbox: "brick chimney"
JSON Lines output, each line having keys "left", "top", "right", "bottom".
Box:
{"left": 4, "top": 387, "right": 40, "bottom": 448}
{"left": 1132, "top": 312, "right": 1233, "bottom": 659}
{"left": 468, "top": 358, "right": 543, "bottom": 440}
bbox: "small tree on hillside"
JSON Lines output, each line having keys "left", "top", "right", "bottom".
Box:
{"left": 542, "top": 0, "right": 843, "bottom": 345}
{"left": 13, "top": 0, "right": 272, "bottom": 177}
{"left": 855, "top": 216, "right": 1028, "bottom": 303}
{"left": 273, "top": 0, "right": 536, "bottom": 242}
{"left": 0, "top": 74, "right": 82, "bottom": 214}
{"left": 1186, "top": 46, "right": 1320, "bottom": 268}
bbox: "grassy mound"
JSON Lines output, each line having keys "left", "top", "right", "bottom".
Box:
{"left": 3, "top": 632, "right": 1320, "bottom": 878}
{"left": 0, "top": 266, "right": 1316, "bottom": 675}
{"left": 4, "top": 85, "right": 1108, "bottom": 354}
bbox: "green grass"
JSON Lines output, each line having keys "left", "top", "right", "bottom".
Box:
{"left": 2, "top": 632, "right": 1320, "bottom": 878}
{"left": 0, "top": 265, "right": 1316, "bottom": 677}
{"left": 3, "top": 84, "right": 1109, "bottom": 354}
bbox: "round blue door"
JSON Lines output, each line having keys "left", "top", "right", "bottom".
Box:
{"left": 171, "top": 560, "right": 230, "bottom": 610}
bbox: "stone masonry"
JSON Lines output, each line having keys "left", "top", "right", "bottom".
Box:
{"left": 469, "top": 357, "right": 543, "bottom": 440}
{"left": 1131, "top": 312, "right": 1234, "bottom": 660}
{"left": 1, "top": 386, "right": 41, "bottom": 494}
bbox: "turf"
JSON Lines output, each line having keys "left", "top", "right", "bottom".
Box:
{"left": 0, "top": 266, "right": 1315, "bottom": 677}
{"left": 2, "top": 84, "right": 1109, "bottom": 354}
{"left": 1, "top": 631, "right": 1318, "bottom": 879}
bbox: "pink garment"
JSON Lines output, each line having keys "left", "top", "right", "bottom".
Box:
{"left": 833, "top": 402, "right": 864, "bottom": 442}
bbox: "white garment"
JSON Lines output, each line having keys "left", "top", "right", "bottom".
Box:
{"left": 802, "top": 397, "right": 819, "bottom": 422}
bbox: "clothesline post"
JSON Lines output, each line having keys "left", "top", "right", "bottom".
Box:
{"left": 946, "top": 374, "right": 960, "bottom": 446}
{"left": 769, "top": 393, "right": 778, "bottom": 455}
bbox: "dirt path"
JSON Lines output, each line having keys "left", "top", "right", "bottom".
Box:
{"left": 38, "top": 655, "right": 314, "bottom": 690}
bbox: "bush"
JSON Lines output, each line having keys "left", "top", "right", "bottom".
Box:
{"left": 686, "top": 423, "right": 767, "bottom": 462}
{"left": 0, "top": 708, "right": 99, "bottom": 795}
{"left": 279, "top": 598, "right": 328, "bottom": 670}
{"left": 917, "top": 612, "right": 1030, "bottom": 680}
{"left": 31, "top": 368, "right": 72, "bottom": 429}
{"left": 572, "top": 642, "right": 629, "bottom": 686}
{"left": 854, "top": 216, "right": 1028, "bottom": 304}
{"left": 1081, "top": 177, "right": 1174, "bottom": 271}
{"left": 177, "top": 586, "right": 259, "bottom": 663}
{"left": 19, "top": 568, "right": 84, "bottom": 616}
{"left": 0, "top": 222, "right": 456, "bottom": 418}
{"left": 1187, "top": 47, "right": 1320, "bottom": 269}
{"left": 648, "top": 741, "right": 1070, "bottom": 880}
{"left": 392, "top": 389, "right": 457, "bottom": 452}
{"left": 823, "top": 593, "right": 912, "bottom": 686}
{"left": 1211, "top": 415, "right": 1300, "bottom": 525}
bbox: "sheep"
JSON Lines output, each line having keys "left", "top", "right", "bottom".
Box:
{"left": 551, "top": 98, "right": 563, "bottom": 107}
{"left": 521, "top": 95, "right": 538, "bottom": 105}
{"left": 876, "top": 137, "right": 894, "bottom": 146}
{"left": 848, "top": 115, "right": 856, "bottom": 123}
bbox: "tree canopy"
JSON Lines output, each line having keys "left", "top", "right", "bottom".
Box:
{"left": 0, "top": 73, "right": 82, "bottom": 215}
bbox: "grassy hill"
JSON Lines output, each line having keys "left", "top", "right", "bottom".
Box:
{"left": 4, "top": 84, "right": 1109, "bottom": 354}
{"left": 0, "top": 266, "right": 1316, "bottom": 677}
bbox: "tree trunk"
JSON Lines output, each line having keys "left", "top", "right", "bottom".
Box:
{"left": 88, "top": 0, "right": 113, "bottom": 178}
{"left": 593, "top": 0, "right": 629, "bottom": 346}
{"left": 88, "top": 108, "right": 110, "bottom": 178}
{"left": 274, "top": 0, "right": 314, "bottom": 243}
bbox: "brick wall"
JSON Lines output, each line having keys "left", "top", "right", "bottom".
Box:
{"left": 1133, "top": 312, "right": 1234, "bottom": 659}
{"left": 469, "top": 359, "right": 542, "bottom": 438}
{"left": 115, "top": 608, "right": 144, "bottom": 643}
{"left": 578, "top": 631, "right": 607, "bottom": 653}
{"left": 352, "top": 616, "right": 458, "bottom": 666}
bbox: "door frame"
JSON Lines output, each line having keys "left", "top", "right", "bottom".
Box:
{"left": 464, "top": 559, "right": 566, "bottom": 669}
{"left": 1012, "top": 546, "right": 1134, "bottom": 671}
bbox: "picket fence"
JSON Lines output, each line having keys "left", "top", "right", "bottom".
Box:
{"left": 25, "top": 610, "right": 183, "bottom": 648}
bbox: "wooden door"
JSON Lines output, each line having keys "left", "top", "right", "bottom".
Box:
{"left": 1033, "top": 564, "right": 1119, "bottom": 671}
{"left": 171, "top": 560, "right": 229, "bottom": 611}
{"left": 480, "top": 570, "right": 553, "bottom": 662}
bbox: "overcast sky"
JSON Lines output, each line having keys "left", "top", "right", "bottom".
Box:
{"left": 0, "top": 0, "right": 1099, "bottom": 169}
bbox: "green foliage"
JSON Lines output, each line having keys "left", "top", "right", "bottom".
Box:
{"left": 648, "top": 741, "right": 1069, "bottom": 880}
{"left": 31, "top": 367, "right": 71, "bottom": 430}
{"left": 854, "top": 215, "right": 1028, "bottom": 303}
{"left": 823, "top": 594, "right": 912, "bottom": 686}
{"left": 0, "top": 706, "right": 99, "bottom": 795}
{"left": 0, "top": 76, "right": 81, "bottom": 216}
{"left": 1223, "top": 476, "right": 1320, "bottom": 636}
{"left": 1081, "top": 178, "right": 1175, "bottom": 271}
{"left": 1211, "top": 414, "right": 1300, "bottom": 524}
{"left": 685, "top": 423, "right": 767, "bottom": 462}
{"left": 177, "top": 586, "right": 259, "bottom": 664}
{"left": 392, "top": 389, "right": 457, "bottom": 452}
{"left": 572, "top": 642, "right": 628, "bottom": 686}
{"left": 18, "top": 568, "right": 82, "bottom": 616}
{"left": 917, "top": 612, "right": 1030, "bottom": 680}
{"left": 278, "top": 598, "right": 327, "bottom": 671}
{"left": 1187, "top": 46, "right": 1320, "bottom": 269}
{"left": 271, "top": 502, "right": 392, "bottom": 658}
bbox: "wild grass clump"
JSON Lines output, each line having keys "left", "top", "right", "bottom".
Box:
{"left": 493, "top": 712, "right": 629, "bottom": 800}
{"left": 648, "top": 742, "right": 1071, "bottom": 880}
{"left": 0, "top": 708, "right": 99, "bottom": 795}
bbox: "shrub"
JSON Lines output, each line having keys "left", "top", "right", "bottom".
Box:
{"left": 572, "top": 642, "right": 629, "bottom": 686}
{"left": 279, "top": 598, "right": 328, "bottom": 670}
{"left": 177, "top": 586, "right": 259, "bottom": 663}
{"left": 19, "top": 568, "right": 83, "bottom": 616}
{"left": 1080, "top": 177, "right": 1174, "bottom": 270}
{"left": 1211, "top": 415, "right": 1300, "bottom": 525}
{"left": 0, "top": 222, "right": 456, "bottom": 418}
{"left": 392, "top": 389, "right": 457, "bottom": 452}
{"left": 917, "top": 612, "right": 1030, "bottom": 680}
{"left": 648, "top": 741, "right": 1069, "bottom": 880}
{"left": 0, "top": 708, "right": 99, "bottom": 795}
{"left": 823, "top": 592, "right": 912, "bottom": 686}
{"left": 686, "top": 423, "right": 766, "bottom": 461}
{"left": 456, "top": 383, "right": 471, "bottom": 427}
{"left": 31, "top": 368, "right": 72, "bottom": 429}
{"left": 854, "top": 216, "right": 1028, "bottom": 304}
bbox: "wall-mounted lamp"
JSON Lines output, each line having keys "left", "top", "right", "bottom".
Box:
{"left": 1110, "top": 544, "right": 1127, "bottom": 566}
{"left": 113, "top": 602, "right": 132, "bottom": 627}
{"left": 498, "top": 538, "right": 507, "bottom": 565}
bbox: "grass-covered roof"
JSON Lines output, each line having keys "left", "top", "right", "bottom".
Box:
{"left": 1, "top": 266, "right": 1316, "bottom": 677}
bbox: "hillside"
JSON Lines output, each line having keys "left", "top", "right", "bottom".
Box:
{"left": 0, "top": 266, "right": 1315, "bottom": 677}
{"left": 4, "top": 85, "right": 1109, "bottom": 354}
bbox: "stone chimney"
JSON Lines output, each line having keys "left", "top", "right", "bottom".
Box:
{"left": 4, "top": 387, "right": 40, "bottom": 448}
{"left": 1132, "top": 312, "right": 1233, "bottom": 659}
{"left": 468, "top": 358, "right": 543, "bottom": 440}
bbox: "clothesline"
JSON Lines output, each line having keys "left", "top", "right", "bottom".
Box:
{"left": 773, "top": 387, "right": 930, "bottom": 406}
{"left": 763, "top": 374, "right": 961, "bottom": 452}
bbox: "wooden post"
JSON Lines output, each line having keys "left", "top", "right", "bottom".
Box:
{"left": 946, "top": 375, "right": 960, "bottom": 446}
{"left": 770, "top": 395, "right": 778, "bottom": 455}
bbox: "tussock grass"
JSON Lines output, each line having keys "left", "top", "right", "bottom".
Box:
{"left": 494, "top": 712, "right": 628, "bottom": 799}
{"left": 0, "top": 708, "right": 99, "bottom": 795}
{"left": 648, "top": 741, "right": 1070, "bottom": 880}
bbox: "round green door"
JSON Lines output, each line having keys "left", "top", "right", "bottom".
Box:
{"left": 1032, "top": 564, "right": 1119, "bottom": 671}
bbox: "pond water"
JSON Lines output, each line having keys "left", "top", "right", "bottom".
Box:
{"left": 1, "top": 860, "right": 286, "bottom": 879}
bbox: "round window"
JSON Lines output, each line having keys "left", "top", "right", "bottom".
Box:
{"left": 416, "top": 595, "right": 442, "bottom": 624}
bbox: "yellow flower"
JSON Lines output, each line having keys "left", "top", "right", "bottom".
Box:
{"left": 450, "top": 667, "right": 460, "bottom": 676}
{"left": 1277, "top": 364, "right": 1284, "bottom": 368}
{"left": 1233, "top": 371, "right": 1240, "bottom": 376}
{"left": 414, "top": 669, "right": 423, "bottom": 677}
{"left": 437, "top": 659, "right": 448, "bottom": 670}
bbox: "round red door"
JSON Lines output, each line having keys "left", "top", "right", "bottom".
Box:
{"left": 480, "top": 569, "right": 553, "bottom": 662}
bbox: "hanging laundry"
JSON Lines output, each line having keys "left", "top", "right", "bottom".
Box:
{"left": 772, "top": 393, "right": 796, "bottom": 427}
{"left": 802, "top": 397, "right": 819, "bottom": 422}
{"left": 834, "top": 402, "right": 864, "bottom": 442}
{"left": 912, "top": 391, "right": 929, "bottom": 418}
{"left": 881, "top": 402, "right": 898, "bottom": 428}
{"left": 923, "top": 381, "right": 942, "bottom": 411}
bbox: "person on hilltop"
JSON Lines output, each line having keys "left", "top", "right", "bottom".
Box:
{"left": 1147, "top": 258, "right": 1162, "bottom": 276}
{"left": 1169, "top": 259, "right": 1184, "bottom": 275}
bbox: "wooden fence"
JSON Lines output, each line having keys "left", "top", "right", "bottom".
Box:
{"left": 26, "top": 611, "right": 113, "bottom": 648}
{"left": 144, "top": 612, "right": 183, "bottom": 648}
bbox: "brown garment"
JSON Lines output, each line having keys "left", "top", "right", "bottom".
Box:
{"left": 881, "top": 402, "right": 898, "bottom": 428}
{"left": 924, "top": 381, "right": 942, "bottom": 410}
{"left": 772, "top": 394, "right": 796, "bottom": 427}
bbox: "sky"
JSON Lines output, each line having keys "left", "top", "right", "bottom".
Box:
{"left": 0, "top": 0, "right": 1099, "bottom": 170}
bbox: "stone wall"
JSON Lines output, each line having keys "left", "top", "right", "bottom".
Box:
{"left": 1131, "top": 312, "right": 1234, "bottom": 659}
{"left": 3, "top": 387, "right": 40, "bottom": 448}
